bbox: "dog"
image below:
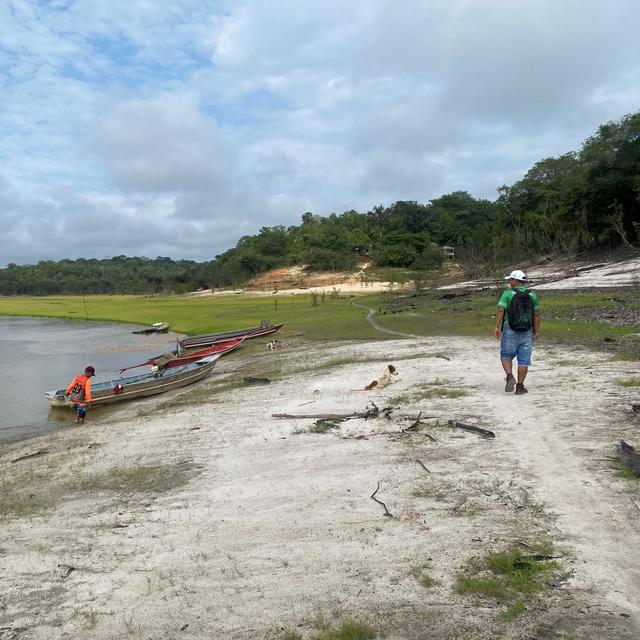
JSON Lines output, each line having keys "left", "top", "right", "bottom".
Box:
{"left": 267, "top": 339, "right": 280, "bottom": 351}
{"left": 364, "top": 364, "right": 398, "bottom": 390}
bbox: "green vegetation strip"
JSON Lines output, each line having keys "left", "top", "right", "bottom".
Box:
{"left": 455, "top": 541, "right": 562, "bottom": 621}
{"left": 280, "top": 618, "right": 377, "bottom": 640}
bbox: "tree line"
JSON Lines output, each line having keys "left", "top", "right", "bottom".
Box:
{"left": 1, "top": 111, "right": 638, "bottom": 295}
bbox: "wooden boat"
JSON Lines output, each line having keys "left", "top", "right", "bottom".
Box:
{"left": 45, "top": 356, "right": 218, "bottom": 409}
{"left": 132, "top": 322, "right": 170, "bottom": 334}
{"left": 118, "top": 337, "right": 243, "bottom": 373}
{"left": 180, "top": 322, "right": 283, "bottom": 349}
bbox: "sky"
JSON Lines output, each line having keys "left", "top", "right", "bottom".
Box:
{"left": 1, "top": 0, "right": 639, "bottom": 266}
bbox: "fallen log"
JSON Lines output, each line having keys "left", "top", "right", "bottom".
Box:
{"left": 244, "top": 376, "right": 271, "bottom": 385}
{"left": 447, "top": 420, "right": 495, "bottom": 439}
{"left": 273, "top": 403, "right": 392, "bottom": 422}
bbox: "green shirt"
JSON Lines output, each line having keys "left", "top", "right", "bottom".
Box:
{"left": 497, "top": 287, "right": 540, "bottom": 329}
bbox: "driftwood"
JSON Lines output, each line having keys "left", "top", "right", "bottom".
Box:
{"left": 447, "top": 420, "right": 495, "bottom": 439}
{"left": 243, "top": 376, "right": 271, "bottom": 385}
{"left": 402, "top": 412, "right": 437, "bottom": 440}
{"left": 273, "top": 403, "right": 392, "bottom": 422}
{"left": 415, "top": 459, "right": 431, "bottom": 473}
{"left": 11, "top": 448, "right": 49, "bottom": 464}
{"left": 371, "top": 482, "right": 393, "bottom": 518}
{"left": 57, "top": 564, "right": 75, "bottom": 580}
{"left": 616, "top": 440, "right": 640, "bottom": 477}
{"left": 548, "top": 569, "right": 575, "bottom": 588}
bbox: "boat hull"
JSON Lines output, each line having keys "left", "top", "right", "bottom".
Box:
{"left": 46, "top": 357, "right": 218, "bottom": 409}
{"left": 179, "top": 323, "right": 283, "bottom": 349}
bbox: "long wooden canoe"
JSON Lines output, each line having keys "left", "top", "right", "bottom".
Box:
{"left": 46, "top": 356, "right": 219, "bottom": 409}
{"left": 179, "top": 322, "right": 283, "bottom": 349}
{"left": 119, "top": 337, "right": 243, "bottom": 373}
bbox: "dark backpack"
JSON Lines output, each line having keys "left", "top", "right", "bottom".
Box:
{"left": 507, "top": 289, "right": 534, "bottom": 332}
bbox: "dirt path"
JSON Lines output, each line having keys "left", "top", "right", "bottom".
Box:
{"left": 358, "top": 302, "right": 640, "bottom": 618}
{"left": 351, "top": 301, "right": 425, "bottom": 338}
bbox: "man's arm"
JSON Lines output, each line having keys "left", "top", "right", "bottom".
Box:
{"left": 494, "top": 308, "right": 505, "bottom": 339}
{"left": 533, "top": 311, "right": 540, "bottom": 339}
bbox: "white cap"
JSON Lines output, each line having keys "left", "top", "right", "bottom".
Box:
{"left": 505, "top": 269, "right": 528, "bottom": 281}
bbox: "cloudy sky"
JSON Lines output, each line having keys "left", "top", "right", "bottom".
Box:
{"left": 1, "top": 0, "right": 639, "bottom": 265}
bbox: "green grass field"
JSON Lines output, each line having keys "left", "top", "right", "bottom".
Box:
{"left": 0, "top": 293, "right": 386, "bottom": 341}
{"left": 1, "top": 287, "right": 638, "bottom": 348}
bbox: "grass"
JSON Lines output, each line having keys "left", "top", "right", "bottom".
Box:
{"left": 312, "top": 619, "right": 377, "bottom": 640}
{"left": 455, "top": 541, "right": 561, "bottom": 620}
{"left": 372, "top": 287, "right": 640, "bottom": 348}
{"left": 77, "top": 462, "right": 198, "bottom": 495}
{"left": 617, "top": 378, "right": 640, "bottom": 387}
{"left": 0, "top": 292, "right": 385, "bottom": 341}
{"left": 2, "top": 285, "right": 637, "bottom": 349}
{"left": 0, "top": 468, "right": 59, "bottom": 521}
{"left": 294, "top": 419, "right": 343, "bottom": 435}
{"left": 409, "top": 562, "right": 437, "bottom": 588}
{"left": 390, "top": 379, "right": 468, "bottom": 404}
{"left": 615, "top": 461, "right": 640, "bottom": 480}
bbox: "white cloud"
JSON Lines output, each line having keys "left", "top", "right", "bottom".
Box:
{"left": 1, "top": 0, "right": 639, "bottom": 265}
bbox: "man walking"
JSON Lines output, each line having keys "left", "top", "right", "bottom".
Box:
{"left": 493, "top": 270, "right": 540, "bottom": 395}
{"left": 65, "top": 366, "right": 95, "bottom": 423}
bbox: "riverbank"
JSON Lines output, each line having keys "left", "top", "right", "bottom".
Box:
{"left": 2, "top": 334, "right": 639, "bottom": 639}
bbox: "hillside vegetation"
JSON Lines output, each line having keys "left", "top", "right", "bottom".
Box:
{"left": 1, "top": 111, "right": 638, "bottom": 296}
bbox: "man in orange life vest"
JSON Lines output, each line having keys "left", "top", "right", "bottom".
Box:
{"left": 65, "top": 366, "right": 95, "bottom": 424}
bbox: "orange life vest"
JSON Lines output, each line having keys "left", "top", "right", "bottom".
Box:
{"left": 66, "top": 374, "right": 93, "bottom": 404}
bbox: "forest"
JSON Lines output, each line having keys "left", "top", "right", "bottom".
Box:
{"left": 1, "top": 111, "right": 638, "bottom": 295}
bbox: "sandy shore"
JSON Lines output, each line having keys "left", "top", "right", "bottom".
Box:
{"left": 1, "top": 333, "right": 640, "bottom": 639}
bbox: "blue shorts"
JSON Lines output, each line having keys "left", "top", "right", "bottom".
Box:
{"left": 500, "top": 327, "right": 533, "bottom": 367}
{"left": 73, "top": 404, "right": 87, "bottom": 419}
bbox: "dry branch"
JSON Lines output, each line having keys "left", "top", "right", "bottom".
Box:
{"left": 371, "top": 481, "right": 393, "bottom": 518}
{"left": 11, "top": 448, "right": 49, "bottom": 464}
{"left": 415, "top": 459, "right": 431, "bottom": 473}
{"left": 447, "top": 420, "right": 495, "bottom": 439}
{"left": 273, "top": 403, "right": 392, "bottom": 422}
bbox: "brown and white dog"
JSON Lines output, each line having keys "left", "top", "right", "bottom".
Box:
{"left": 364, "top": 364, "right": 398, "bottom": 390}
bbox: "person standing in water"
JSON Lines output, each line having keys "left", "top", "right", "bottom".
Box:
{"left": 65, "top": 366, "right": 95, "bottom": 424}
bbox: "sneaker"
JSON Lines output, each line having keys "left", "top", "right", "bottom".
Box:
{"left": 504, "top": 373, "right": 516, "bottom": 392}
{"left": 515, "top": 383, "right": 528, "bottom": 395}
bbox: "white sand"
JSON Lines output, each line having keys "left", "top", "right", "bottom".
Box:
{"left": 1, "top": 332, "right": 639, "bottom": 639}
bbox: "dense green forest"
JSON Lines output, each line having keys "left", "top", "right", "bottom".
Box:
{"left": 1, "top": 111, "right": 638, "bottom": 295}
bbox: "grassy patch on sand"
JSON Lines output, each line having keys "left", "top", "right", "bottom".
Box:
{"left": 455, "top": 541, "right": 562, "bottom": 620}
{"left": 390, "top": 379, "right": 467, "bottom": 404}
{"left": 617, "top": 378, "right": 640, "bottom": 387}
{"left": 77, "top": 462, "right": 199, "bottom": 495}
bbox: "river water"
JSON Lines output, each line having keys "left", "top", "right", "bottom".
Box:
{"left": 0, "top": 317, "right": 180, "bottom": 445}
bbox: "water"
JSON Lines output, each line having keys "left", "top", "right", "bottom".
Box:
{"left": 0, "top": 317, "right": 180, "bottom": 445}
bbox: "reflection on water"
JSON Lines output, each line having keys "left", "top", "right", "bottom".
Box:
{"left": 0, "top": 316, "right": 179, "bottom": 445}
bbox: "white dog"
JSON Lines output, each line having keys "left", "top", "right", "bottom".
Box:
{"left": 267, "top": 339, "right": 279, "bottom": 351}
{"left": 364, "top": 364, "right": 398, "bottom": 390}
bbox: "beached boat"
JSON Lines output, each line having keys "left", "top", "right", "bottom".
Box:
{"left": 179, "top": 322, "right": 283, "bottom": 349}
{"left": 45, "top": 356, "right": 218, "bottom": 409}
{"left": 132, "top": 322, "right": 170, "bottom": 334}
{"left": 119, "top": 337, "right": 244, "bottom": 373}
